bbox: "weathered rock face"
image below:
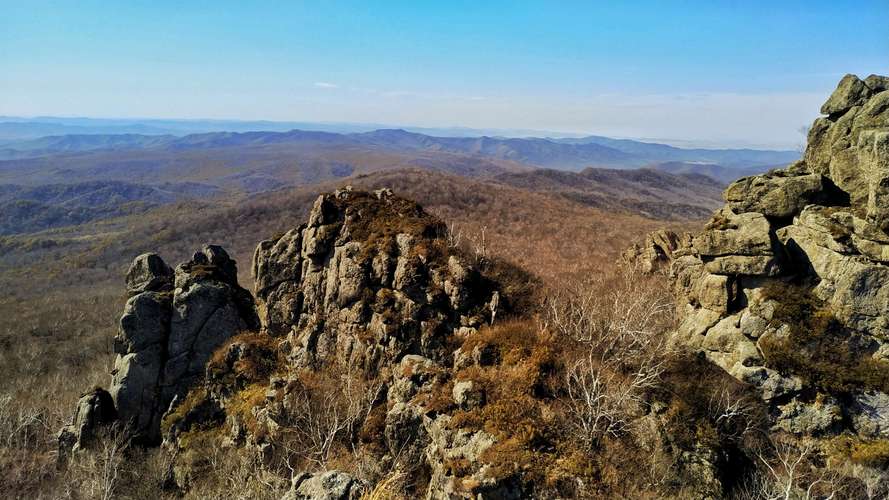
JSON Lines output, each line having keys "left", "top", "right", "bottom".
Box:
{"left": 155, "top": 189, "right": 532, "bottom": 498}
{"left": 252, "top": 188, "right": 501, "bottom": 372}
{"left": 667, "top": 74, "right": 889, "bottom": 438}
{"left": 621, "top": 229, "right": 693, "bottom": 273}
{"left": 57, "top": 388, "right": 118, "bottom": 462}
{"left": 110, "top": 246, "right": 258, "bottom": 444}
{"left": 282, "top": 471, "right": 363, "bottom": 500}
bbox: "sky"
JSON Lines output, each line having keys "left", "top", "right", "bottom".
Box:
{"left": 1, "top": 1, "right": 888, "bottom": 148}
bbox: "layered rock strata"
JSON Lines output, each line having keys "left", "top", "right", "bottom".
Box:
{"left": 663, "top": 74, "right": 889, "bottom": 437}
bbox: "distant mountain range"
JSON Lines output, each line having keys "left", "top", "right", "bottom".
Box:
{"left": 0, "top": 127, "right": 798, "bottom": 172}
{"left": 0, "top": 124, "right": 798, "bottom": 235}
{"left": 0, "top": 116, "right": 588, "bottom": 143}
{"left": 650, "top": 161, "right": 778, "bottom": 184}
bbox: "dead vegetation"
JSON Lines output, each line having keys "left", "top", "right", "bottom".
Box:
{"left": 0, "top": 169, "right": 734, "bottom": 498}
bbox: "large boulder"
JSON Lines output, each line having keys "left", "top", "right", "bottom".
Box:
{"left": 804, "top": 74, "right": 889, "bottom": 206}
{"left": 723, "top": 170, "right": 830, "bottom": 218}
{"left": 57, "top": 388, "right": 118, "bottom": 463}
{"left": 282, "top": 471, "right": 363, "bottom": 500}
{"left": 125, "top": 252, "right": 174, "bottom": 295}
{"left": 820, "top": 73, "right": 873, "bottom": 115}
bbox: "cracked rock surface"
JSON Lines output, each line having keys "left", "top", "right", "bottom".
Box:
{"left": 629, "top": 74, "right": 889, "bottom": 439}
{"left": 110, "top": 246, "right": 258, "bottom": 443}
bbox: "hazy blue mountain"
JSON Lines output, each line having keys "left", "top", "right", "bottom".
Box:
{"left": 0, "top": 121, "right": 177, "bottom": 142}
{"left": 556, "top": 135, "right": 799, "bottom": 168}
{"left": 0, "top": 129, "right": 798, "bottom": 174}
{"left": 0, "top": 134, "right": 176, "bottom": 156}
{"left": 651, "top": 161, "right": 775, "bottom": 184}
{"left": 0, "top": 116, "right": 583, "bottom": 142}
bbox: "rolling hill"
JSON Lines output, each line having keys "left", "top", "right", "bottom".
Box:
{"left": 493, "top": 167, "right": 723, "bottom": 219}
{"left": 650, "top": 160, "right": 776, "bottom": 183}
{"left": 0, "top": 128, "right": 798, "bottom": 174}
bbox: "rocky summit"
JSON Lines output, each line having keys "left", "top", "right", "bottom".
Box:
{"left": 646, "top": 74, "right": 889, "bottom": 438}
{"left": 58, "top": 187, "right": 533, "bottom": 497}
{"left": 252, "top": 188, "right": 502, "bottom": 371}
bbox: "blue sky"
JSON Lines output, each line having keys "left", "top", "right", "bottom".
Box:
{"left": 1, "top": 1, "right": 887, "bottom": 147}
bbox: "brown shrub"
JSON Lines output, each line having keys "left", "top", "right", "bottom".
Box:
{"left": 759, "top": 282, "right": 889, "bottom": 394}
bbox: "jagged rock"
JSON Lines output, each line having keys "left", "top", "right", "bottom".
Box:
{"left": 111, "top": 290, "right": 172, "bottom": 441}
{"left": 162, "top": 246, "right": 260, "bottom": 404}
{"left": 149, "top": 189, "right": 532, "bottom": 497}
{"left": 282, "top": 470, "right": 363, "bottom": 500}
{"left": 58, "top": 388, "right": 118, "bottom": 463}
{"left": 851, "top": 391, "right": 889, "bottom": 438}
{"left": 862, "top": 130, "right": 889, "bottom": 230}
{"left": 805, "top": 77, "right": 889, "bottom": 206}
{"left": 452, "top": 380, "right": 485, "bottom": 409}
{"left": 694, "top": 209, "right": 774, "bottom": 257}
{"left": 662, "top": 74, "right": 889, "bottom": 442}
{"left": 452, "top": 342, "right": 497, "bottom": 371}
{"left": 724, "top": 171, "right": 829, "bottom": 218}
{"left": 126, "top": 253, "right": 174, "bottom": 295}
{"left": 774, "top": 396, "right": 843, "bottom": 435}
{"left": 865, "top": 74, "right": 889, "bottom": 94}
{"left": 252, "top": 189, "right": 504, "bottom": 372}
{"left": 621, "top": 229, "right": 692, "bottom": 273}
{"left": 384, "top": 401, "right": 427, "bottom": 463}
{"left": 820, "top": 73, "right": 872, "bottom": 115}
{"left": 110, "top": 246, "right": 258, "bottom": 443}
{"left": 424, "top": 415, "right": 522, "bottom": 499}
{"left": 388, "top": 354, "right": 445, "bottom": 404}
{"left": 704, "top": 255, "right": 783, "bottom": 277}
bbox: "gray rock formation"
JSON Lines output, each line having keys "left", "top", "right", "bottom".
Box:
{"left": 57, "top": 388, "right": 117, "bottom": 462}
{"left": 621, "top": 229, "right": 692, "bottom": 273}
{"left": 666, "top": 74, "right": 889, "bottom": 438}
{"left": 125, "top": 252, "right": 174, "bottom": 295}
{"left": 154, "top": 189, "right": 530, "bottom": 497}
{"left": 282, "top": 470, "right": 363, "bottom": 500}
{"left": 252, "top": 188, "right": 501, "bottom": 372}
{"left": 110, "top": 246, "right": 258, "bottom": 444}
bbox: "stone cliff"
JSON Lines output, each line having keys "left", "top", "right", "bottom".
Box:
{"left": 657, "top": 73, "right": 889, "bottom": 437}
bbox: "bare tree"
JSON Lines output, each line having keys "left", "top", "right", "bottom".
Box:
{"left": 736, "top": 437, "right": 843, "bottom": 500}
{"left": 280, "top": 363, "right": 383, "bottom": 470}
{"left": 555, "top": 270, "right": 673, "bottom": 451}
{"left": 65, "top": 426, "right": 130, "bottom": 500}
{"left": 706, "top": 385, "right": 759, "bottom": 443}
{"left": 445, "top": 223, "right": 463, "bottom": 249}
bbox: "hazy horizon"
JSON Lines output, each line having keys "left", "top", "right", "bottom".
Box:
{"left": 0, "top": 114, "right": 804, "bottom": 150}
{"left": 3, "top": 1, "right": 888, "bottom": 149}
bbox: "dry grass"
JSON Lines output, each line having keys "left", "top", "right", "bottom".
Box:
{"left": 0, "top": 168, "right": 701, "bottom": 497}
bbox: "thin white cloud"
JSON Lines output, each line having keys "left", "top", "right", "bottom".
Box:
{"left": 314, "top": 82, "right": 339, "bottom": 89}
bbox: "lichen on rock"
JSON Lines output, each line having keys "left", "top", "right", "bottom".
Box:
{"left": 658, "top": 73, "right": 889, "bottom": 440}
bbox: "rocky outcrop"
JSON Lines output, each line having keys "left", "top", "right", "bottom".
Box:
{"left": 113, "top": 246, "right": 258, "bottom": 444}
{"left": 252, "top": 188, "right": 502, "bottom": 372}
{"left": 151, "top": 188, "right": 532, "bottom": 498}
{"left": 59, "top": 246, "right": 259, "bottom": 450}
{"left": 621, "top": 229, "right": 692, "bottom": 273}
{"left": 666, "top": 74, "right": 889, "bottom": 438}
